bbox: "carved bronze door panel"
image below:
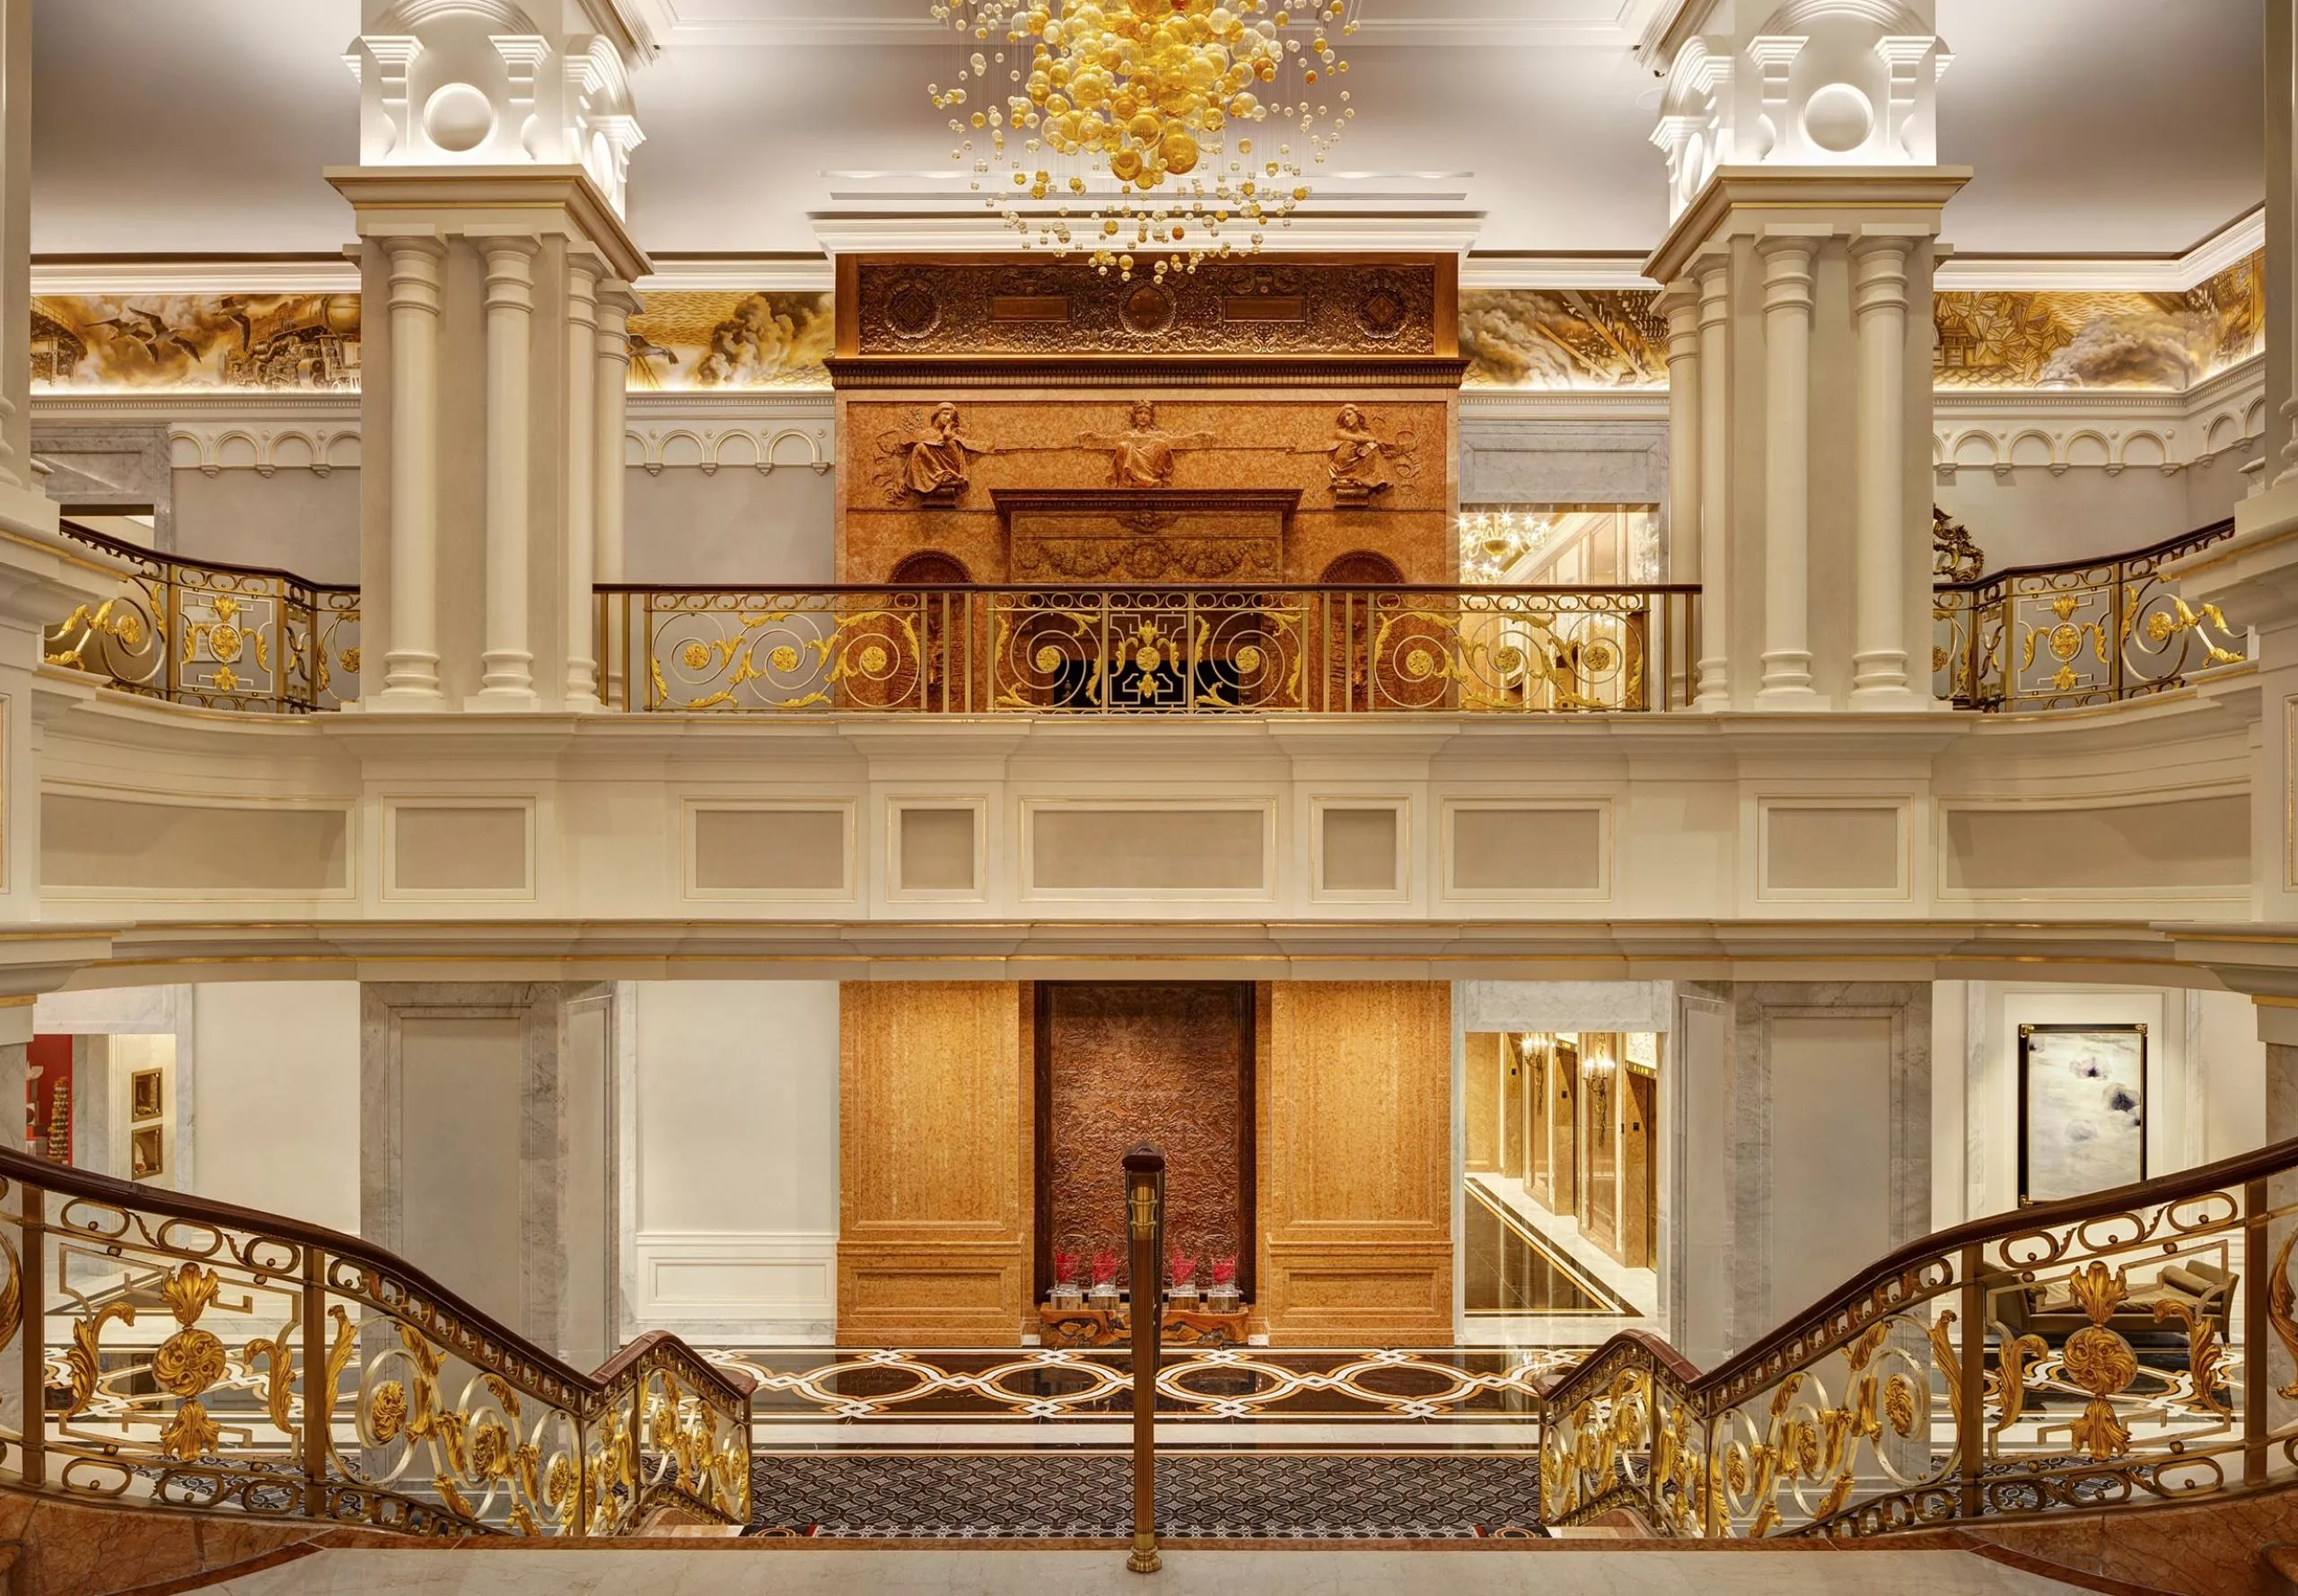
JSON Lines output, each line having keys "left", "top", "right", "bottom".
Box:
{"left": 1035, "top": 982, "right": 1255, "bottom": 1296}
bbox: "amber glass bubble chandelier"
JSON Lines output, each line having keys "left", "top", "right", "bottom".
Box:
{"left": 927, "top": 1, "right": 1364, "bottom": 279}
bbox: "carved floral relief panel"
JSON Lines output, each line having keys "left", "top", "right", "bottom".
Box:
{"left": 1039, "top": 983, "right": 1252, "bottom": 1294}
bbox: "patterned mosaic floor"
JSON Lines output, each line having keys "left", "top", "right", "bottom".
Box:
{"left": 747, "top": 1451, "right": 1548, "bottom": 1539}
{"left": 708, "top": 1346, "right": 1583, "bottom": 1423}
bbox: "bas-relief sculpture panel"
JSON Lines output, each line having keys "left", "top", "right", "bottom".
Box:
{"left": 838, "top": 396, "right": 1452, "bottom": 583}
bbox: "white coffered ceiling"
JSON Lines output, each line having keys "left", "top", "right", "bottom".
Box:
{"left": 28, "top": 0, "right": 2265, "bottom": 267}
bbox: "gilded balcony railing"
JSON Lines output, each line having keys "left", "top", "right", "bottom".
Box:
{"left": 42, "top": 521, "right": 359, "bottom": 714}
{"left": 1539, "top": 1135, "right": 2297, "bottom": 1539}
{"left": 598, "top": 583, "right": 1700, "bottom": 715}
{"left": 0, "top": 1144, "right": 750, "bottom": 1536}
{"left": 1932, "top": 519, "right": 2245, "bottom": 711}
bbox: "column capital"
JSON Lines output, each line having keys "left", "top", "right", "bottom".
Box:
{"left": 1850, "top": 236, "right": 1914, "bottom": 317}
{"left": 1656, "top": 279, "right": 1702, "bottom": 362}
{"left": 1757, "top": 234, "right": 1818, "bottom": 311}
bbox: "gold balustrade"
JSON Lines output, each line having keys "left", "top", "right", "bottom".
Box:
{"left": 1932, "top": 519, "right": 2245, "bottom": 711}
{"left": 42, "top": 521, "right": 359, "bottom": 714}
{"left": 1539, "top": 1134, "right": 2298, "bottom": 1539}
{"left": 0, "top": 1143, "right": 750, "bottom": 1537}
{"left": 597, "top": 583, "right": 1700, "bottom": 715}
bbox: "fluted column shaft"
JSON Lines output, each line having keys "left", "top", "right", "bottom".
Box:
{"left": 562, "top": 259, "right": 601, "bottom": 711}
{"left": 1756, "top": 236, "right": 1820, "bottom": 708}
{"left": 1851, "top": 239, "right": 1917, "bottom": 706}
{"left": 378, "top": 237, "right": 447, "bottom": 709}
{"left": 593, "top": 284, "right": 636, "bottom": 583}
{"left": 473, "top": 238, "right": 540, "bottom": 710}
{"left": 1694, "top": 260, "right": 1732, "bottom": 709}
{"left": 1659, "top": 280, "right": 1701, "bottom": 706}
{"left": 0, "top": 0, "right": 29, "bottom": 492}
{"left": 2272, "top": 0, "right": 2298, "bottom": 489}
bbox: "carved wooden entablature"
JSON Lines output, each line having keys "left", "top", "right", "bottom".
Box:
{"left": 830, "top": 253, "right": 1464, "bottom": 585}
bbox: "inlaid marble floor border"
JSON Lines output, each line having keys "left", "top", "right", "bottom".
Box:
{"left": 706, "top": 1345, "right": 1589, "bottom": 1424}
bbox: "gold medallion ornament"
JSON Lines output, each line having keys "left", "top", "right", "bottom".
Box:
{"left": 928, "top": 1, "right": 1364, "bottom": 278}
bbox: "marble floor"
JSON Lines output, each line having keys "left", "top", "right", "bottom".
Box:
{"left": 1460, "top": 1174, "right": 1661, "bottom": 1348}
{"left": 190, "top": 1547, "right": 2109, "bottom": 1595}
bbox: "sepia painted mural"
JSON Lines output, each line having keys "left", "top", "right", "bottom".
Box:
{"left": 22, "top": 254, "right": 2264, "bottom": 395}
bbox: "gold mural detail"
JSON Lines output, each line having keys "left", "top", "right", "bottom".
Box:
{"left": 1934, "top": 251, "right": 2262, "bottom": 390}
{"left": 624, "top": 291, "right": 832, "bottom": 390}
{"left": 1460, "top": 289, "right": 1666, "bottom": 389}
{"left": 33, "top": 294, "right": 359, "bottom": 391}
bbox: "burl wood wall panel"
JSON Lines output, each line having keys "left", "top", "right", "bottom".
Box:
{"left": 838, "top": 981, "right": 1031, "bottom": 1346}
{"left": 1037, "top": 983, "right": 1253, "bottom": 1294}
{"left": 1259, "top": 980, "right": 1452, "bottom": 1346}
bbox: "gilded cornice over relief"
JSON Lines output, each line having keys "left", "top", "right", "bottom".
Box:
{"left": 31, "top": 294, "right": 360, "bottom": 392}
{"left": 625, "top": 291, "right": 833, "bottom": 390}
{"left": 1933, "top": 251, "right": 2263, "bottom": 391}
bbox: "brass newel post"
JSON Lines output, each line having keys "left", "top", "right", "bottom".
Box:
{"left": 19, "top": 1180, "right": 42, "bottom": 1488}
{"left": 2244, "top": 1177, "right": 2269, "bottom": 1487}
{"left": 301, "top": 1247, "right": 329, "bottom": 1516}
{"left": 1122, "top": 1142, "right": 1166, "bottom": 1574}
{"left": 1958, "top": 1242, "right": 1985, "bottom": 1520}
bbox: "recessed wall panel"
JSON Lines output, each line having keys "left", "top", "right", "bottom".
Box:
{"left": 1944, "top": 796, "right": 2249, "bottom": 893}
{"left": 42, "top": 795, "right": 349, "bottom": 893}
{"left": 1031, "top": 806, "right": 1267, "bottom": 894}
{"left": 690, "top": 804, "right": 849, "bottom": 894}
{"left": 1446, "top": 804, "right": 1607, "bottom": 895}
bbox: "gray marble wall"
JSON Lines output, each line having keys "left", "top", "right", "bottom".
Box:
{"left": 32, "top": 422, "right": 172, "bottom": 547}
{"left": 360, "top": 983, "right": 615, "bottom": 1360}
{"left": 1719, "top": 982, "right": 1932, "bottom": 1355}
{"left": 1457, "top": 418, "right": 1669, "bottom": 517}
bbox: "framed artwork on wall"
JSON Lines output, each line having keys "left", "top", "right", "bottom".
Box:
{"left": 2018, "top": 1022, "right": 2146, "bottom": 1206}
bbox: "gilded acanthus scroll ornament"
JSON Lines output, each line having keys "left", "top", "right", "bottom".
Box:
{"left": 1933, "top": 506, "right": 1984, "bottom": 581}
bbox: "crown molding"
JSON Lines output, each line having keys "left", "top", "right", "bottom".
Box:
{"left": 620, "top": 0, "right": 1670, "bottom": 47}
{"left": 32, "top": 257, "right": 362, "bottom": 295}
{"left": 809, "top": 210, "right": 1489, "bottom": 259}
{"left": 640, "top": 255, "right": 835, "bottom": 293}
{"left": 1935, "top": 207, "right": 2263, "bottom": 293}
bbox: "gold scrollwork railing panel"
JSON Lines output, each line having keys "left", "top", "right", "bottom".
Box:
{"left": 0, "top": 1144, "right": 750, "bottom": 1538}
{"left": 42, "top": 522, "right": 360, "bottom": 714}
{"left": 601, "top": 583, "right": 1699, "bottom": 715}
{"left": 1539, "top": 1138, "right": 2298, "bottom": 1540}
{"left": 1933, "top": 519, "right": 2244, "bottom": 711}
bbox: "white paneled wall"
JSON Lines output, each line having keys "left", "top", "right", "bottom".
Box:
{"left": 619, "top": 980, "right": 840, "bottom": 1343}
{"left": 189, "top": 981, "right": 362, "bottom": 1234}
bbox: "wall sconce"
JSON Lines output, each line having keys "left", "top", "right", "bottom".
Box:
{"left": 1519, "top": 1034, "right": 1545, "bottom": 1096}
{"left": 1583, "top": 1051, "right": 1616, "bottom": 1128}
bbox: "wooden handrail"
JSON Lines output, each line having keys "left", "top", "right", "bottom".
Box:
{"left": 56, "top": 517, "right": 358, "bottom": 594}
{"left": 1548, "top": 1128, "right": 2298, "bottom": 1416}
{"left": 1933, "top": 516, "right": 2236, "bottom": 595}
{"left": 0, "top": 1138, "right": 750, "bottom": 1413}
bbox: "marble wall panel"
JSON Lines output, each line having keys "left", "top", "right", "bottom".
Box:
{"left": 1259, "top": 980, "right": 1452, "bottom": 1346}
{"left": 838, "top": 981, "right": 1031, "bottom": 1346}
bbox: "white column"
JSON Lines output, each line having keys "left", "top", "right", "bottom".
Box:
{"left": 1850, "top": 238, "right": 1917, "bottom": 707}
{"left": 378, "top": 236, "right": 447, "bottom": 710}
{"left": 1755, "top": 235, "right": 1821, "bottom": 709}
{"left": 2271, "top": 0, "right": 2298, "bottom": 490}
{"left": 593, "top": 282, "right": 636, "bottom": 709}
{"left": 593, "top": 283, "right": 636, "bottom": 585}
{"left": 562, "top": 258, "right": 601, "bottom": 711}
{"left": 472, "top": 238, "right": 540, "bottom": 711}
{"left": 1659, "top": 280, "right": 1701, "bottom": 707}
{"left": 1693, "top": 259, "right": 1732, "bottom": 710}
{"left": 0, "top": 0, "right": 30, "bottom": 493}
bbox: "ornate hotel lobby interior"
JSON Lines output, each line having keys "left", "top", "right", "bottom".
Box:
{"left": 3, "top": 0, "right": 2298, "bottom": 1590}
